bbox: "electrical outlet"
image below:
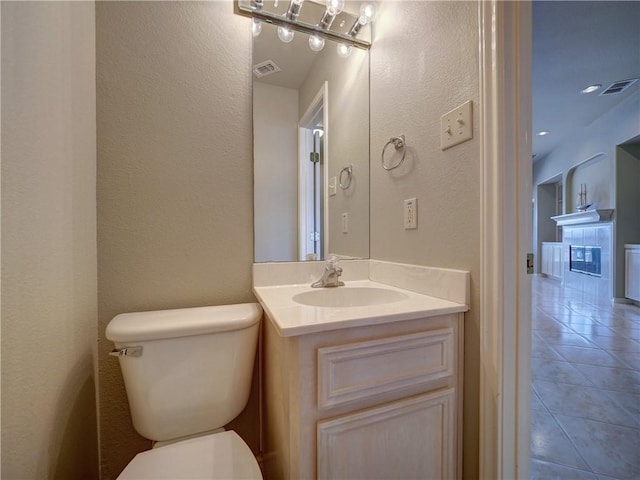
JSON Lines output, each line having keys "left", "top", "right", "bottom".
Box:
{"left": 341, "top": 212, "right": 349, "bottom": 233}
{"left": 441, "top": 100, "right": 473, "bottom": 150}
{"left": 404, "top": 198, "right": 417, "bottom": 229}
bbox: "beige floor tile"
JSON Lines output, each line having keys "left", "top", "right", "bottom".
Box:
{"left": 554, "top": 415, "right": 640, "bottom": 479}
{"left": 531, "top": 277, "right": 640, "bottom": 479}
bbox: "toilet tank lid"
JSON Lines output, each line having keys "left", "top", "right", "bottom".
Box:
{"left": 106, "top": 303, "right": 262, "bottom": 342}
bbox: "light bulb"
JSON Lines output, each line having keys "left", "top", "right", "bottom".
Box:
{"left": 337, "top": 43, "right": 352, "bottom": 58}
{"left": 359, "top": 3, "right": 376, "bottom": 24}
{"left": 309, "top": 35, "right": 325, "bottom": 52}
{"left": 326, "top": 0, "right": 345, "bottom": 15}
{"left": 251, "top": 18, "right": 262, "bottom": 37}
{"left": 277, "top": 26, "right": 295, "bottom": 43}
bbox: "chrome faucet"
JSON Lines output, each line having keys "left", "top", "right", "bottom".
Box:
{"left": 311, "top": 255, "right": 345, "bottom": 288}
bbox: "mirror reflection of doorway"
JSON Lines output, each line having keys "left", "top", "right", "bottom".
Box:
{"left": 298, "top": 82, "right": 328, "bottom": 261}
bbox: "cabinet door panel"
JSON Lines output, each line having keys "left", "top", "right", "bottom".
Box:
{"left": 626, "top": 250, "right": 640, "bottom": 301}
{"left": 541, "top": 244, "right": 551, "bottom": 275}
{"left": 317, "top": 389, "right": 455, "bottom": 480}
{"left": 552, "top": 244, "right": 563, "bottom": 278}
{"left": 318, "top": 329, "right": 454, "bottom": 409}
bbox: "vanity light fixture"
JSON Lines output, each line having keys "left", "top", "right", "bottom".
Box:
{"left": 580, "top": 84, "right": 601, "bottom": 94}
{"left": 285, "top": 0, "right": 304, "bottom": 21}
{"left": 278, "top": 0, "right": 303, "bottom": 42}
{"left": 251, "top": 18, "right": 263, "bottom": 37}
{"left": 336, "top": 43, "right": 352, "bottom": 58}
{"left": 250, "top": 0, "right": 264, "bottom": 37}
{"left": 309, "top": 35, "right": 326, "bottom": 51}
{"left": 277, "top": 25, "right": 295, "bottom": 43}
{"left": 319, "top": 0, "right": 345, "bottom": 30}
{"left": 235, "top": 0, "right": 375, "bottom": 51}
{"left": 347, "top": 2, "right": 376, "bottom": 37}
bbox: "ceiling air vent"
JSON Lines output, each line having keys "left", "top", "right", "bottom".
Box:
{"left": 253, "top": 60, "right": 281, "bottom": 78}
{"left": 599, "top": 78, "right": 638, "bottom": 96}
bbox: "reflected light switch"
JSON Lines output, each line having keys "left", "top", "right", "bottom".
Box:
{"left": 341, "top": 212, "right": 349, "bottom": 233}
{"left": 329, "top": 177, "right": 337, "bottom": 196}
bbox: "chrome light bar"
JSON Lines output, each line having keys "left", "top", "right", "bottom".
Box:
{"left": 234, "top": 0, "right": 373, "bottom": 50}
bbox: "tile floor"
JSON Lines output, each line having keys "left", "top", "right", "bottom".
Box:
{"left": 530, "top": 276, "right": 640, "bottom": 480}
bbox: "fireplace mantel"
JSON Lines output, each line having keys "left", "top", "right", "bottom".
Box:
{"left": 551, "top": 209, "right": 614, "bottom": 227}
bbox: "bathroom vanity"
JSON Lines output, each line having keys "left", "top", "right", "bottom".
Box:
{"left": 253, "top": 260, "right": 469, "bottom": 480}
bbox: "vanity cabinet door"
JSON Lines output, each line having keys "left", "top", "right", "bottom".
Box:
{"left": 317, "top": 389, "right": 456, "bottom": 480}
{"left": 317, "top": 329, "right": 454, "bottom": 409}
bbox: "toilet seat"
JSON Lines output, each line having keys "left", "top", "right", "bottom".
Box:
{"left": 117, "top": 431, "right": 262, "bottom": 479}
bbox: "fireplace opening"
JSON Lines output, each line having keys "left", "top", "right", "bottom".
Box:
{"left": 569, "top": 245, "right": 602, "bottom": 277}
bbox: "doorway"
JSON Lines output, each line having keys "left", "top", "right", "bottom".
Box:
{"left": 529, "top": 1, "right": 640, "bottom": 478}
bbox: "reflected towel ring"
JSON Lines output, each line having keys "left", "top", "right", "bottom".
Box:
{"left": 381, "top": 135, "right": 406, "bottom": 171}
{"left": 339, "top": 165, "right": 353, "bottom": 190}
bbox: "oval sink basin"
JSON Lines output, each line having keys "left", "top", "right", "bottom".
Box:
{"left": 292, "top": 287, "right": 409, "bottom": 308}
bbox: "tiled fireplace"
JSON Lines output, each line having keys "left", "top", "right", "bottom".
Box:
{"left": 569, "top": 245, "right": 602, "bottom": 277}
{"left": 552, "top": 209, "right": 614, "bottom": 301}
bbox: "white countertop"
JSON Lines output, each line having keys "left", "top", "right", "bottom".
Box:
{"left": 253, "top": 280, "right": 468, "bottom": 337}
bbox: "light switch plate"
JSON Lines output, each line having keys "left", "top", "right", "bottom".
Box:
{"left": 441, "top": 100, "right": 473, "bottom": 150}
{"left": 329, "top": 177, "right": 337, "bottom": 196}
{"left": 341, "top": 212, "right": 349, "bottom": 233}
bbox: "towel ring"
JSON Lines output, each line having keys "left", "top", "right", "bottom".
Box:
{"left": 381, "top": 135, "right": 406, "bottom": 171}
{"left": 339, "top": 165, "right": 353, "bottom": 190}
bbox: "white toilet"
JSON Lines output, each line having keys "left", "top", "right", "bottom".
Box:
{"left": 106, "top": 303, "right": 263, "bottom": 479}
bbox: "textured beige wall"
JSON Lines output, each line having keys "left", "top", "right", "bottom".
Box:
{"left": 96, "top": 2, "right": 254, "bottom": 478}
{"left": 1, "top": 2, "right": 98, "bottom": 478}
{"left": 253, "top": 82, "right": 299, "bottom": 262}
{"left": 369, "top": 2, "right": 481, "bottom": 477}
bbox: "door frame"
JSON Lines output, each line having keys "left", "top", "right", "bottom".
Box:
{"left": 478, "top": 1, "right": 532, "bottom": 479}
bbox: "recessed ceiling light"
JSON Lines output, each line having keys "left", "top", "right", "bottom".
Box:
{"left": 537, "top": 131, "right": 550, "bottom": 136}
{"left": 581, "top": 84, "right": 601, "bottom": 94}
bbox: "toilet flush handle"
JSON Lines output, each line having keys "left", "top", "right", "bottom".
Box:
{"left": 109, "top": 346, "right": 142, "bottom": 358}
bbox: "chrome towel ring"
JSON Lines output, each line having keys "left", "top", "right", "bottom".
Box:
{"left": 339, "top": 165, "right": 353, "bottom": 190}
{"left": 381, "top": 135, "right": 406, "bottom": 171}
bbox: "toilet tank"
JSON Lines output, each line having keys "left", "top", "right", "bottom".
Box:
{"left": 106, "top": 303, "right": 262, "bottom": 442}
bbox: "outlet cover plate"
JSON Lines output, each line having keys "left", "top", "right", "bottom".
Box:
{"left": 404, "top": 198, "right": 417, "bottom": 229}
{"left": 441, "top": 100, "right": 473, "bottom": 150}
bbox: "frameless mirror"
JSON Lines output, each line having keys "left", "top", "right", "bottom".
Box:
{"left": 253, "top": 21, "right": 369, "bottom": 262}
